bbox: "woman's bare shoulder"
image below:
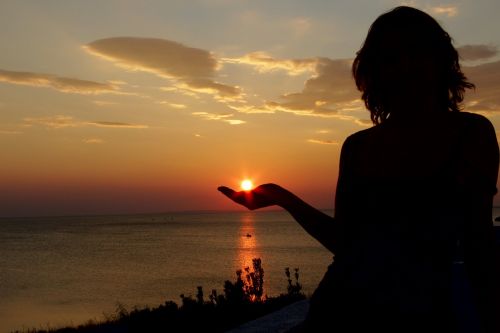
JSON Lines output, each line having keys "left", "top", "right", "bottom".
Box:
{"left": 455, "top": 111, "right": 495, "bottom": 131}
{"left": 344, "top": 125, "right": 378, "bottom": 143}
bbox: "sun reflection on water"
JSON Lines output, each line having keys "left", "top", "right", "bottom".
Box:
{"left": 236, "top": 212, "right": 261, "bottom": 274}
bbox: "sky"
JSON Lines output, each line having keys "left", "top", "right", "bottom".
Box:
{"left": 1, "top": 0, "right": 500, "bottom": 217}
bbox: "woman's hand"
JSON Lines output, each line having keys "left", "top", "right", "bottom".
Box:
{"left": 218, "top": 183, "right": 337, "bottom": 253}
{"left": 217, "top": 183, "right": 288, "bottom": 210}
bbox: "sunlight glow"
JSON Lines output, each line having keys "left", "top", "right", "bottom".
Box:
{"left": 241, "top": 179, "right": 253, "bottom": 191}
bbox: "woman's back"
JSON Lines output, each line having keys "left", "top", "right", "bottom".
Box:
{"left": 306, "top": 111, "right": 499, "bottom": 331}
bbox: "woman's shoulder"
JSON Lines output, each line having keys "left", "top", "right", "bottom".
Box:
{"left": 342, "top": 111, "right": 497, "bottom": 148}
{"left": 343, "top": 125, "right": 378, "bottom": 144}
{"left": 456, "top": 110, "right": 491, "bottom": 121}
{"left": 453, "top": 111, "right": 495, "bottom": 131}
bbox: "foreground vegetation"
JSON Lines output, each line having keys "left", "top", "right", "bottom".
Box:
{"left": 15, "top": 258, "right": 305, "bottom": 333}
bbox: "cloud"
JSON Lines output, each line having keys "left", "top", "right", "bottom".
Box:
{"left": 289, "top": 17, "right": 312, "bottom": 37}
{"left": 223, "top": 52, "right": 317, "bottom": 76}
{"left": 265, "top": 58, "right": 360, "bottom": 116}
{"left": 0, "top": 129, "right": 22, "bottom": 135}
{"left": 355, "top": 118, "right": 372, "bottom": 126}
{"left": 93, "top": 100, "right": 118, "bottom": 106}
{"left": 464, "top": 61, "right": 500, "bottom": 113}
{"left": 429, "top": 5, "right": 458, "bottom": 17}
{"left": 0, "top": 69, "right": 117, "bottom": 95}
{"left": 253, "top": 53, "right": 500, "bottom": 119}
{"left": 307, "top": 139, "right": 338, "bottom": 145}
{"left": 226, "top": 103, "right": 275, "bottom": 114}
{"left": 225, "top": 54, "right": 363, "bottom": 119}
{"left": 108, "top": 80, "right": 127, "bottom": 85}
{"left": 24, "top": 115, "right": 80, "bottom": 129}
{"left": 175, "top": 79, "right": 241, "bottom": 98}
{"left": 233, "top": 49, "right": 494, "bottom": 123}
{"left": 24, "top": 115, "right": 148, "bottom": 129}
{"left": 158, "top": 101, "right": 187, "bottom": 109}
{"left": 457, "top": 44, "right": 497, "bottom": 61}
{"left": 87, "top": 121, "right": 149, "bottom": 128}
{"left": 84, "top": 37, "right": 240, "bottom": 98}
{"left": 225, "top": 47, "right": 499, "bottom": 122}
{"left": 83, "top": 138, "right": 104, "bottom": 144}
{"left": 192, "top": 111, "right": 245, "bottom": 125}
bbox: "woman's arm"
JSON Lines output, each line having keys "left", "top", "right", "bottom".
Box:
{"left": 218, "top": 184, "right": 337, "bottom": 254}
{"left": 217, "top": 136, "right": 355, "bottom": 254}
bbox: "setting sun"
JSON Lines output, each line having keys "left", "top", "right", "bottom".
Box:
{"left": 240, "top": 180, "right": 254, "bottom": 191}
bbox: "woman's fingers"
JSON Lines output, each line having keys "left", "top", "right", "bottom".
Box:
{"left": 217, "top": 186, "right": 235, "bottom": 198}
{"left": 218, "top": 186, "right": 256, "bottom": 209}
{"left": 218, "top": 185, "right": 278, "bottom": 210}
{"left": 218, "top": 186, "right": 247, "bottom": 206}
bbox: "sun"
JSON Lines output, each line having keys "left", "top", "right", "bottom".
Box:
{"left": 240, "top": 179, "right": 253, "bottom": 191}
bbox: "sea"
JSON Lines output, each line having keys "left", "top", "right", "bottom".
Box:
{"left": 0, "top": 210, "right": 334, "bottom": 333}
{"left": 3, "top": 208, "right": 500, "bottom": 333}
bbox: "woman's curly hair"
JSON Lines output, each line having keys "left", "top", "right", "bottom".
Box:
{"left": 352, "top": 6, "right": 474, "bottom": 124}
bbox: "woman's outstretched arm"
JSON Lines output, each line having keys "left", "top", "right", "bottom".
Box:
{"left": 218, "top": 184, "right": 337, "bottom": 254}
{"left": 218, "top": 137, "right": 355, "bottom": 254}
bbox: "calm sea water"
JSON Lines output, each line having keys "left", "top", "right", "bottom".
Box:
{"left": 0, "top": 210, "right": 333, "bottom": 332}
{"left": 3, "top": 208, "right": 500, "bottom": 333}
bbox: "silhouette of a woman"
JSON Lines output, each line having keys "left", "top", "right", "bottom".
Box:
{"left": 219, "top": 6, "right": 499, "bottom": 332}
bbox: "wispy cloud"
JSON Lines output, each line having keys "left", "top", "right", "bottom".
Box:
{"left": 93, "top": 100, "right": 118, "bottom": 106}
{"left": 226, "top": 103, "right": 275, "bottom": 114}
{"left": 355, "top": 118, "right": 372, "bottom": 126}
{"left": 0, "top": 129, "right": 22, "bottom": 135}
{"left": 192, "top": 111, "right": 245, "bottom": 125}
{"left": 307, "top": 139, "right": 338, "bottom": 145}
{"left": 0, "top": 69, "right": 118, "bottom": 95}
{"left": 24, "top": 115, "right": 148, "bottom": 129}
{"left": 289, "top": 17, "right": 312, "bottom": 37}
{"left": 223, "top": 52, "right": 317, "bottom": 76}
{"left": 457, "top": 44, "right": 497, "bottom": 61}
{"left": 464, "top": 60, "right": 500, "bottom": 113}
{"left": 24, "top": 115, "right": 81, "bottom": 129}
{"left": 429, "top": 5, "right": 458, "bottom": 17}
{"left": 84, "top": 37, "right": 241, "bottom": 99}
{"left": 83, "top": 138, "right": 104, "bottom": 144}
{"left": 158, "top": 101, "right": 187, "bottom": 109}
{"left": 87, "top": 121, "right": 148, "bottom": 128}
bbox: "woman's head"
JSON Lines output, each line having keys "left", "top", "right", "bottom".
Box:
{"left": 352, "top": 6, "right": 474, "bottom": 124}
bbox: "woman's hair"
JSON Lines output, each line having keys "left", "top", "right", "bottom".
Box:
{"left": 352, "top": 6, "right": 474, "bottom": 124}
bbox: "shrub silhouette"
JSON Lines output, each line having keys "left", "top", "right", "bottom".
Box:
{"left": 285, "top": 267, "right": 303, "bottom": 296}
{"left": 14, "top": 258, "right": 306, "bottom": 333}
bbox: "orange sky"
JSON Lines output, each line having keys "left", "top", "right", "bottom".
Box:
{"left": 1, "top": 1, "right": 500, "bottom": 216}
